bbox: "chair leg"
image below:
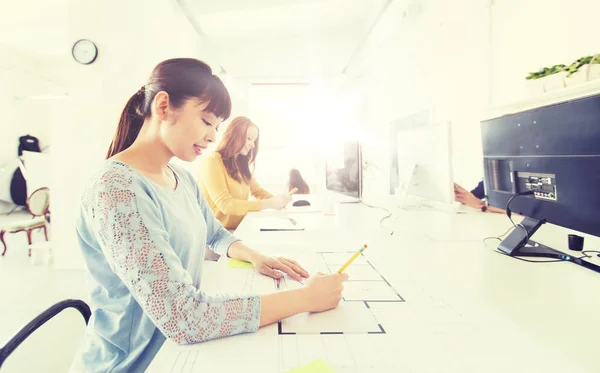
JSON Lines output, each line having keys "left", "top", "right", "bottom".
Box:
{"left": 43, "top": 225, "right": 49, "bottom": 241}
{"left": 1, "top": 229, "right": 7, "bottom": 256}
{"left": 27, "top": 230, "right": 33, "bottom": 256}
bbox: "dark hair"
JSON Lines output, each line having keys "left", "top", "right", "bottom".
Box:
{"left": 216, "top": 116, "right": 259, "bottom": 184}
{"left": 289, "top": 168, "right": 310, "bottom": 194}
{"left": 106, "top": 58, "right": 232, "bottom": 159}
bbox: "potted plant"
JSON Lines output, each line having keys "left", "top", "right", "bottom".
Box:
{"left": 526, "top": 64, "right": 567, "bottom": 92}
{"left": 565, "top": 54, "right": 600, "bottom": 86}
{"left": 526, "top": 54, "right": 600, "bottom": 93}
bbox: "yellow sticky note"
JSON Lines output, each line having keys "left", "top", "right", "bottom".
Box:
{"left": 286, "top": 358, "right": 336, "bottom": 373}
{"left": 227, "top": 259, "right": 254, "bottom": 269}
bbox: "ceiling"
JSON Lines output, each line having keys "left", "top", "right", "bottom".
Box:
{"left": 179, "top": 0, "right": 391, "bottom": 80}
{"left": 0, "top": 0, "right": 396, "bottom": 84}
{"left": 0, "top": 1, "right": 67, "bottom": 57}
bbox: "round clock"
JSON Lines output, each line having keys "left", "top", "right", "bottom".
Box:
{"left": 72, "top": 39, "right": 98, "bottom": 65}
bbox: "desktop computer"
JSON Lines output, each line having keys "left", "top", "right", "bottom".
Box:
{"left": 325, "top": 141, "right": 362, "bottom": 202}
{"left": 482, "top": 93, "right": 600, "bottom": 273}
{"left": 389, "top": 110, "right": 456, "bottom": 212}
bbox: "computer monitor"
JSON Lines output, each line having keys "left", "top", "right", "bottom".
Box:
{"left": 390, "top": 111, "right": 455, "bottom": 210}
{"left": 482, "top": 93, "right": 600, "bottom": 273}
{"left": 325, "top": 141, "right": 362, "bottom": 200}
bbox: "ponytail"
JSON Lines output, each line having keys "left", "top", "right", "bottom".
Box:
{"left": 106, "top": 87, "right": 148, "bottom": 159}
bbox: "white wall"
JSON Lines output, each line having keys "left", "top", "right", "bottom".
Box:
{"left": 0, "top": 46, "right": 66, "bottom": 209}
{"left": 347, "top": 0, "right": 490, "bottom": 200}
{"left": 51, "top": 0, "right": 207, "bottom": 269}
{"left": 347, "top": 0, "right": 599, "bottom": 201}
{"left": 489, "top": 0, "right": 600, "bottom": 106}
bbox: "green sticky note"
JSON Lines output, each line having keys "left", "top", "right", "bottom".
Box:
{"left": 286, "top": 358, "right": 336, "bottom": 373}
{"left": 227, "top": 259, "right": 254, "bottom": 269}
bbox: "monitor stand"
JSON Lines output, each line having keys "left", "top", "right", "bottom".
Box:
{"left": 498, "top": 217, "right": 546, "bottom": 256}
{"left": 498, "top": 216, "right": 600, "bottom": 274}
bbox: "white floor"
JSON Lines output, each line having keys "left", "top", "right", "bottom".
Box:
{"left": 0, "top": 210, "right": 89, "bottom": 373}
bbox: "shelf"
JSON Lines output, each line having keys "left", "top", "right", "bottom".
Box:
{"left": 486, "top": 78, "right": 600, "bottom": 119}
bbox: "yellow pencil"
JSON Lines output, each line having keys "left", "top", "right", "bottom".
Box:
{"left": 337, "top": 245, "right": 368, "bottom": 273}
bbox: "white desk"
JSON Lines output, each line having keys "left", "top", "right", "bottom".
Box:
{"left": 148, "top": 203, "right": 600, "bottom": 373}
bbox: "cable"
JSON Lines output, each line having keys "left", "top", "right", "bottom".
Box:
{"left": 493, "top": 249, "right": 567, "bottom": 263}
{"left": 505, "top": 190, "right": 535, "bottom": 243}
{"left": 581, "top": 250, "right": 600, "bottom": 258}
{"left": 485, "top": 224, "right": 569, "bottom": 264}
{"left": 360, "top": 201, "right": 394, "bottom": 235}
{"left": 482, "top": 225, "right": 515, "bottom": 245}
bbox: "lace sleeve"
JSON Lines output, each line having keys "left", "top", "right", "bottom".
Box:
{"left": 82, "top": 168, "right": 261, "bottom": 344}
{"left": 193, "top": 173, "right": 240, "bottom": 257}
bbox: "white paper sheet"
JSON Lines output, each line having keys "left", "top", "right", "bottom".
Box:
{"left": 280, "top": 301, "right": 382, "bottom": 334}
{"left": 342, "top": 281, "right": 401, "bottom": 301}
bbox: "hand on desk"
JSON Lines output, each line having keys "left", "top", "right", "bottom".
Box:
{"left": 251, "top": 254, "right": 309, "bottom": 282}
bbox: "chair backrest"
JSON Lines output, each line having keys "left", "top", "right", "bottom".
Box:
{"left": 0, "top": 299, "right": 91, "bottom": 370}
{"left": 26, "top": 187, "right": 49, "bottom": 216}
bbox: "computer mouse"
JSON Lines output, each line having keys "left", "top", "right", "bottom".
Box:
{"left": 292, "top": 199, "right": 311, "bottom": 207}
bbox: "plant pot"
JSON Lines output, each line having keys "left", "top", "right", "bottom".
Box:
{"left": 588, "top": 64, "right": 600, "bottom": 81}
{"left": 542, "top": 71, "right": 567, "bottom": 92}
{"left": 526, "top": 78, "right": 545, "bottom": 96}
{"left": 565, "top": 69, "right": 587, "bottom": 87}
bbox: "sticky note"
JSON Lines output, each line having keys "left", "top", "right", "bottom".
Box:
{"left": 285, "top": 358, "right": 336, "bottom": 373}
{"left": 227, "top": 259, "right": 254, "bottom": 269}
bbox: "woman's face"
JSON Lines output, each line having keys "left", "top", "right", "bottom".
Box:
{"left": 162, "top": 99, "right": 223, "bottom": 162}
{"left": 238, "top": 125, "right": 258, "bottom": 157}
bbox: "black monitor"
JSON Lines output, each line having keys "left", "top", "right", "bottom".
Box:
{"left": 481, "top": 93, "right": 600, "bottom": 272}
{"left": 325, "top": 141, "right": 362, "bottom": 199}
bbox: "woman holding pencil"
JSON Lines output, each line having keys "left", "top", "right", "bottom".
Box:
{"left": 73, "top": 59, "right": 347, "bottom": 372}
{"left": 198, "top": 116, "right": 295, "bottom": 230}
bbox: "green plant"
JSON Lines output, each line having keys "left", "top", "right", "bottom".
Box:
{"left": 525, "top": 64, "right": 566, "bottom": 80}
{"left": 526, "top": 54, "right": 600, "bottom": 80}
{"left": 564, "top": 55, "right": 600, "bottom": 77}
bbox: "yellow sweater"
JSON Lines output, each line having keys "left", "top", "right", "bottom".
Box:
{"left": 198, "top": 152, "right": 273, "bottom": 230}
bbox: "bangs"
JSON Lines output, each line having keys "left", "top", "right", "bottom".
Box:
{"left": 199, "top": 77, "right": 232, "bottom": 120}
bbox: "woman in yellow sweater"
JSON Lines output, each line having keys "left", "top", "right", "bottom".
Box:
{"left": 199, "top": 116, "right": 293, "bottom": 230}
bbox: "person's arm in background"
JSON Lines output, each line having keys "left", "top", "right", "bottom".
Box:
{"left": 454, "top": 181, "right": 505, "bottom": 213}
{"left": 249, "top": 176, "right": 273, "bottom": 199}
{"left": 199, "top": 155, "right": 263, "bottom": 215}
{"left": 470, "top": 180, "right": 485, "bottom": 200}
{"left": 249, "top": 176, "right": 294, "bottom": 209}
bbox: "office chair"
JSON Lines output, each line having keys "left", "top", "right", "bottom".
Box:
{"left": 0, "top": 299, "right": 91, "bottom": 369}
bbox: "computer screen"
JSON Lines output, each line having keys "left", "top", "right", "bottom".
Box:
{"left": 325, "top": 141, "right": 362, "bottom": 199}
{"left": 482, "top": 93, "right": 600, "bottom": 270}
{"left": 390, "top": 111, "right": 454, "bottom": 207}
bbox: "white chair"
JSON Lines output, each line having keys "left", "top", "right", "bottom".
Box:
{"left": 1, "top": 187, "right": 50, "bottom": 256}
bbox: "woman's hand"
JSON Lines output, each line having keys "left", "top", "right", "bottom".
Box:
{"left": 302, "top": 272, "right": 348, "bottom": 313}
{"left": 251, "top": 254, "right": 309, "bottom": 281}
{"left": 263, "top": 193, "right": 293, "bottom": 209}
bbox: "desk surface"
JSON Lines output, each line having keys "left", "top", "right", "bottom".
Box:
{"left": 148, "top": 202, "right": 600, "bottom": 373}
